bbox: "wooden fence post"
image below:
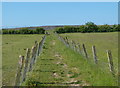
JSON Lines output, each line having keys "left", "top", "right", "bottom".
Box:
{"left": 82, "top": 44, "right": 88, "bottom": 59}
{"left": 77, "top": 43, "right": 81, "bottom": 54}
{"left": 22, "top": 48, "right": 31, "bottom": 82}
{"left": 107, "top": 50, "right": 114, "bottom": 74}
{"left": 71, "top": 40, "right": 76, "bottom": 51}
{"left": 71, "top": 40, "right": 73, "bottom": 48}
{"left": 34, "top": 42, "right": 38, "bottom": 64}
{"left": 37, "top": 41, "right": 42, "bottom": 56}
{"left": 74, "top": 43, "right": 78, "bottom": 52}
{"left": 15, "top": 55, "right": 24, "bottom": 86}
{"left": 35, "top": 41, "right": 37, "bottom": 45}
{"left": 65, "top": 37, "right": 69, "bottom": 46}
{"left": 92, "top": 45, "right": 98, "bottom": 64}
{"left": 29, "top": 46, "right": 35, "bottom": 72}
{"left": 37, "top": 36, "right": 46, "bottom": 56}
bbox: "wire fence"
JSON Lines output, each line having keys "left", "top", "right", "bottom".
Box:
{"left": 56, "top": 33, "right": 116, "bottom": 76}
{"left": 15, "top": 35, "right": 46, "bottom": 86}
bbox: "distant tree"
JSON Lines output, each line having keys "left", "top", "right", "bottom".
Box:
{"left": 2, "top": 29, "right": 8, "bottom": 34}
{"left": 36, "top": 27, "right": 45, "bottom": 34}
{"left": 64, "top": 26, "right": 74, "bottom": 33}
{"left": 98, "top": 24, "right": 111, "bottom": 32}
{"left": 55, "top": 27, "right": 64, "bottom": 33}
{"left": 79, "top": 25, "right": 86, "bottom": 33}
{"left": 85, "top": 22, "right": 98, "bottom": 32}
{"left": 116, "top": 25, "right": 120, "bottom": 31}
{"left": 19, "top": 28, "right": 29, "bottom": 34}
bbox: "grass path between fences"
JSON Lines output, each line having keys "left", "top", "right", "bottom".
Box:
{"left": 23, "top": 32, "right": 117, "bottom": 86}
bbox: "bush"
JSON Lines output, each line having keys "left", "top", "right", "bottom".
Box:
{"left": 36, "top": 27, "right": 45, "bottom": 34}
{"left": 2, "top": 27, "right": 45, "bottom": 34}
{"left": 85, "top": 22, "right": 98, "bottom": 32}
{"left": 98, "top": 24, "right": 111, "bottom": 32}
{"left": 54, "top": 22, "right": 119, "bottom": 34}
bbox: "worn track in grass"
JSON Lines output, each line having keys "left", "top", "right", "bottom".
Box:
{"left": 23, "top": 32, "right": 117, "bottom": 86}
{"left": 23, "top": 33, "right": 88, "bottom": 86}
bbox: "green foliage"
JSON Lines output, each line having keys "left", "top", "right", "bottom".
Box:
{"left": 0, "top": 30, "right": 2, "bottom": 34}
{"left": 98, "top": 24, "right": 111, "bottom": 32}
{"left": 2, "top": 27, "right": 45, "bottom": 34}
{"left": 54, "top": 22, "right": 119, "bottom": 33}
{"left": 36, "top": 27, "right": 45, "bottom": 34}
{"left": 85, "top": 22, "right": 98, "bottom": 32}
{"left": 79, "top": 25, "right": 86, "bottom": 33}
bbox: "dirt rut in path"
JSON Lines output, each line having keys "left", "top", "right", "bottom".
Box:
{"left": 53, "top": 51, "right": 89, "bottom": 86}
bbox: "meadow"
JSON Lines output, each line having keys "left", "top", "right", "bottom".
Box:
{"left": 2, "top": 34, "right": 44, "bottom": 86}
{"left": 61, "top": 32, "right": 118, "bottom": 75}
{"left": 2, "top": 32, "right": 118, "bottom": 86}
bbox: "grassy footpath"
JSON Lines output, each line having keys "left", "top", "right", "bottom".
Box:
{"left": 23, "top": 33, "right": 117, "bottom": 86}
{"left": 61, "top": 32, "right": 118, "bottom": 75}
{"left": 2, "top": 34, "right": 44, "bottom": 86}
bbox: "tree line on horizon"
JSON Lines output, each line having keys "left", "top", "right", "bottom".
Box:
{"left": 2, "top": 22, "right": 120, "bottom": 34}
{"left": 2, "top": 27, "right": 45, "bottom": 34}
{"left": 55, "top": 22, "right": 120, "bottom": 33}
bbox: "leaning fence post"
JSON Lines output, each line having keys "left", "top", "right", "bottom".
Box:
{"left": 34, "top": 42, "right": 38, "bottom": 64}
{"left": 15, "top": 55, "right": 24, "bottom": 86}
{"left": 82, "top": 44, "right": 88, "bottom": 59}
{"left": 65, "top": 37, "right": 69, "bottom": 46}
{"left": 22, "top": 48, "right": 31, "bottom": 82}
{"left": 107, "top": 50, "right": 114, "bottom": 75}
{"left": 37, "top": 41, "right": 42, "bottom": 56}
{"left": 29, "top": 46, "right": 35, "bottom": 72}
{"left": 71, "top": 40, "right": 76, "bottom": 51}
{"left": 92, "top": 45, "right": 98, "bottom": 64}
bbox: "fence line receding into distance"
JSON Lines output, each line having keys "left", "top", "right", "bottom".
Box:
{"left": 56, "top": 33, "right": 115, "bottom": 76}
{"left": 15, "top": 35, "right": 46, "bottom": 86}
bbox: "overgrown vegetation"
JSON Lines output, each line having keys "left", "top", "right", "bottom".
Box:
{"left": 2, "top": 27, "right": 45, "bottom": 34}
{"left": 55, "top": 22, "right": 120, "bottom": 33}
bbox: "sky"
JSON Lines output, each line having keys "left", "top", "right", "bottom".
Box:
{"left": 2, "top": 2, "right": 118, "bottom": 28}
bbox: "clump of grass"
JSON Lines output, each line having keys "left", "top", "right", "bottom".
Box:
{"left": 69, "top": 73, "right": 81, "bottom": 78}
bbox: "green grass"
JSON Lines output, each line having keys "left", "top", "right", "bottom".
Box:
{"left": 60, "top": 32, "right": 118, "bottom": 75}
{"left": 23, "top": 32, "right": 118, "bottom": 86}
{"left": 2, "top": 34, "right": 44, "bottom": 86}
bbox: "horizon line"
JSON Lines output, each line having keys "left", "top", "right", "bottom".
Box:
{"left": 2, "top": 23, "right": 118, "bottom": 29}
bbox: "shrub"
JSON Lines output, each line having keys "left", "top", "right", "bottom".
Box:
{"left": 2, "top": 27, "right": 45, "bottom": 34}
{"left": 54, "top": 22, "right": 119, "bottom": 34}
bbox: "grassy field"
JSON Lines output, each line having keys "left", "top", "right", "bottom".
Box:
{"left": 2, "top": 34, "right": 44, "bottom": 86}
{"left": 22, "top": 32, "right": 118, "bottom": 86}
{"left": 2, "top": 32, "right": 118, "bottom": 86}
{"left": 61, "top": 32, "right": 118, "bottom": 75}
